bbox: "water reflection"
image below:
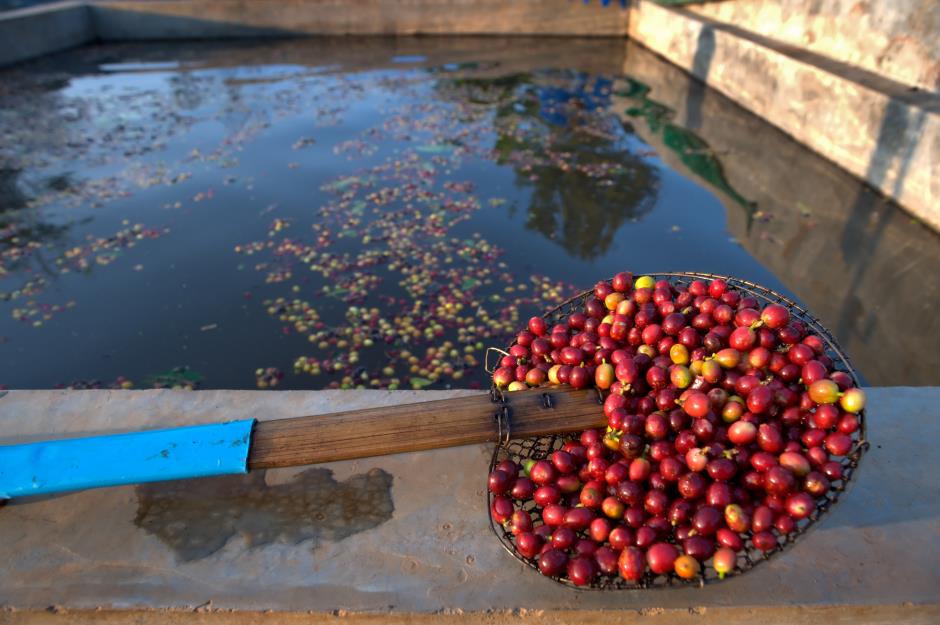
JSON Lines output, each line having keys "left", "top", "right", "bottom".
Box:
{"left": 617, "top": 40, "right": 940, "bottom": 385}
{"left": 0, "top": 168, "right": 73, "bottom": 288}
{"left": 437, "top": 72, "right": 658, "bottom": 260}
{"left": 618, "top": 77, "right": 752, "bottom": 215}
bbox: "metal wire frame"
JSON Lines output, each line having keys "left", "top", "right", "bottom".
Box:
{"left": 486, "top": 272, "right": 869, "bottom": 590}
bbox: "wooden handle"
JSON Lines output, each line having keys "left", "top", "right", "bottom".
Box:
{"left": 248, "top": 387, "right": 607, "bottom": 469}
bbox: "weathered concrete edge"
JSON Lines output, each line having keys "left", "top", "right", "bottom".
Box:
{"left": 86, "top": 0, "right": 630, "bottom": 40}
{"left": 626, "top": 0, "right": 939, "bottom": 233}
{"left": 682, "top": 0, "right": 940, "bottom": 93}
{"left": 0, "top": 388, "right": 938, "bottom": 618}
{"left": 0, "top": 0, "right": 629, "bottom": 62}
{"left": 0, "top": 1, "right": 93, "bottom": 67}
{"left": 1, "top": 603, "right": 939, "bottom": 625}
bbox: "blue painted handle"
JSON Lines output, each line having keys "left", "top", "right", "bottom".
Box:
{"left": 0, "top": 419, "right": 255, "bottom": 499}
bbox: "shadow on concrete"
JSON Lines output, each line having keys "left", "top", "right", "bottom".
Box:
{"left": 685, "top": 24, "right": 715, "bottom": 131}
{"left": 835, "top": 99, "right": 928, "bottom": 345}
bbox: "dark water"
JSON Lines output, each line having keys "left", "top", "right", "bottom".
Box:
{"left": 1, "top": 38, "right": 937, "bottom": 389}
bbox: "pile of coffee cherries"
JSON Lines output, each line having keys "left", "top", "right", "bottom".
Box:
{"left": 488, "top": 273, "right": 865, "bottom": 586}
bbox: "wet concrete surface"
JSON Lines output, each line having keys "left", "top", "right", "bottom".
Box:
{"left": 135, "top": 468, "right": 394, "bottom": 562}
{"left": 0, "top": 388, "right": 937, "bottom": 620}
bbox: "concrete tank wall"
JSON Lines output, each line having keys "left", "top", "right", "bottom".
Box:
{"left": 626, "top": 0, "right": 939, "bottom": 233}
{"left": 612, "top": 41, "right": 940, "bottom": 386}
{"left": 0, "top": 1, "right": 92, "bottom": 67}
{"left": 685, "top": 0, "right": 940, "bottom": 92}
{"left": 89, "top": 0, "right": 630, "bottom": 38}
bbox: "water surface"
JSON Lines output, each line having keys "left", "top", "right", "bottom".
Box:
{"left": 1, "top": 38, "right": 937, "bottom": 389}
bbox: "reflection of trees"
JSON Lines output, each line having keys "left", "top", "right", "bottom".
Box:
{"left": 618, "top": 78, "right": 754, "bottom": 222}
{"left": 0, "top": 168, "right": 27, "bottom": 212}
{"left": 169, "top": 71, "right": 205, "bottom": 111}
{"left": 519, "top": 141, "right": 656, "bottom": 259}
{"left": 0, "top": 68, "right": 83, "bottom": 289}
{"left": 436, "top": 71, "right": 659, "bottom": 260}
{"left": 0, "top": 169, "right": 72, "bottom": 285}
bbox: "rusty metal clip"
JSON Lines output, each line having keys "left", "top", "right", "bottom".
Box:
{"left": 494, "top": 404, "right": 512, "bottom": 446}
{"left": 490, "top": 384, "right": 511, "bottom": 446}
{"left": 541, "top": 392, "right": 554, "bottom": 409}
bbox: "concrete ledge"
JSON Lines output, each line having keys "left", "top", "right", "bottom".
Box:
{"left": 0, "top": 388, "right": 938, "bottom": 622}
{"left": 627, "top": 0, "right": 940, "bottom": 232}
{"left": 0, "top": 1, "right": 93, "bottom": 66}
{"left": 3, "top": 605, "right": 940, "bottom": 624}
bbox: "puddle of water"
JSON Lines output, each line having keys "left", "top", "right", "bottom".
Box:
{"left": 134, "top": 467, "right": 394, "bottom": 561}
{"left": 0, "top": 37, "right": 936, "bottom": 389}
